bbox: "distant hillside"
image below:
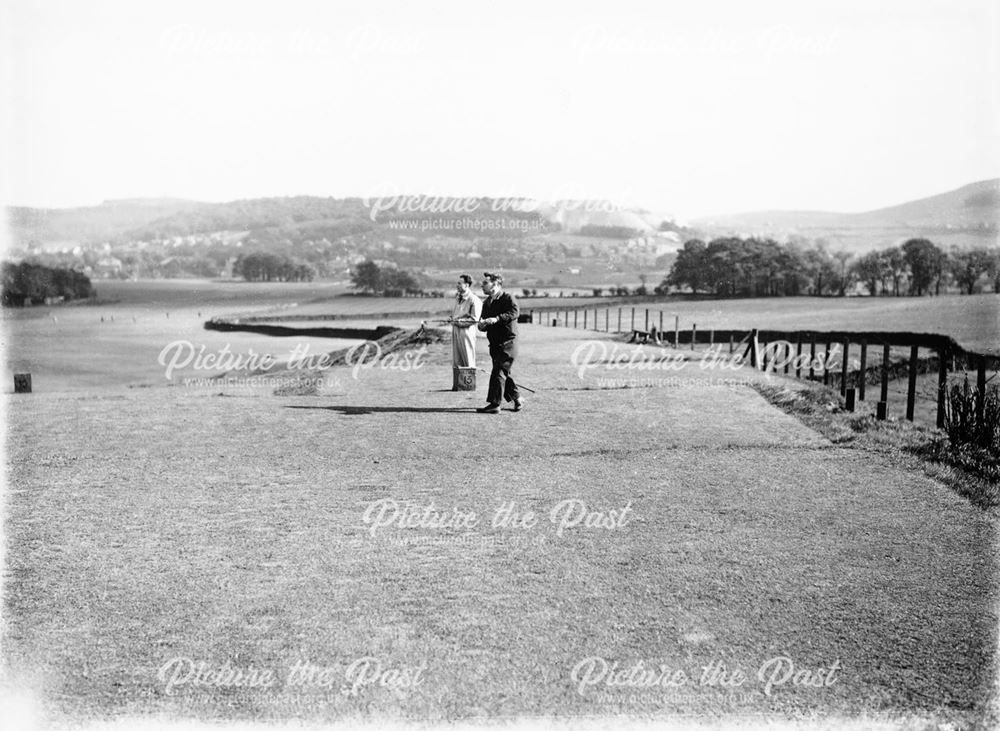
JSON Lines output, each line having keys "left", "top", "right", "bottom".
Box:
{"left": 692, "top": 179, "right": 999, "bottom": 252}
{"left": 8, "top": 198, "right": 207, "bottom": 250}
{"left": 6, "top": 197, "right": 374, "bottom": 251}
{"left": 849, "top": 179, "right": 1000, "bottom": 228}
{"left": 8, "top": 180, "right": 997, "bottom": 255}
{"left": 7, "top": 196, "right": 664, "bottom": 251}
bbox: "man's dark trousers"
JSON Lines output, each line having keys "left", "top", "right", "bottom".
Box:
{"left": 481, "top": 289, "right": 520, "bottom": 406}
{"left": 487, "top": 340, "right": 520, "bottom": 406}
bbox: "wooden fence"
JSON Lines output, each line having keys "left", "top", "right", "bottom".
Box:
{"left": 526, "top": 307, "right": 998, "bottom": 428}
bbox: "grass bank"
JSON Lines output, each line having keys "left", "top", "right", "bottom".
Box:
{"left": 753, "top": 379, "right": 1000, "bottom": 510}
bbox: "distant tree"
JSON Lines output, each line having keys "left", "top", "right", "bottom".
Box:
{"left": 666, "top": 239, "right": 708, "bottom": 293}
{"left": 932, "top": 247, "right": 949, "bottom": 295}
{"left": 592, "top": 288, "right": 604, "bottom": 297}
{"left": 988, "top": 249, "right": 1000, "bottom": 293}
{"left": 1, "top": 262, "right": 93, "bottom": 306}
{"left": 883, "top": 246, "right": 908, "bottom": 296}
{"left": 801, "top": 243, "right": 837, "bottom": 296}
{"left": 832, "top": 250, "right": 855, "bottom": 296}
{"left": 294, "top": 262, "right": 318, "bottom": 282}
{"left": 853, "top": 251, "right": 889, "bottom": 295}
{"left": 380, "top": 267, "right": 418, "bottom": 296}
{"left": 902, "top": 238, "right": 942, "bottom": 296}
{"left": 703, "top": 238, "right": 744, "bottom": 296}
{"left": 949, "top": 247, "right": 994, "bottom": 294}
{"left": 748, "top": 237, "right": 785, "bottom": 296}
{"left": 777, "top": 244, "right": 809, "bottom": 296}
{"left": 351, "top": 259, "right": 382, "bottom": 294}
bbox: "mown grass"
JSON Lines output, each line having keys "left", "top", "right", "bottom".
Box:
{"left": 4, "top": 327, "right": 999, "bottom": 729}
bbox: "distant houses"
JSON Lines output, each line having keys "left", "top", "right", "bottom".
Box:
{"left": 94, "top": 256, "right": 124, "bottom": 278}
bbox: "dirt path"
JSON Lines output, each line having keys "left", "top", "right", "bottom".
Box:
{"left": 4, "top": 324, "right": 998, "bottom": 728}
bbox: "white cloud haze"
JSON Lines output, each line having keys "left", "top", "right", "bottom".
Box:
{"left": 3, "top": 0, "right": 999, "bottom": 218}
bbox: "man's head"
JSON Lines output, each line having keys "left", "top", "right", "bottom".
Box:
{"left": 481, "top": 272, "right": 503, "bottom": 297}
{"left": 456, "top": 273, "right": 473, "bottom": 295}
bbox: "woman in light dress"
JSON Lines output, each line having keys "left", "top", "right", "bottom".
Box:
{"left": 451, "top": 274, "right": 483, "bottom": 368}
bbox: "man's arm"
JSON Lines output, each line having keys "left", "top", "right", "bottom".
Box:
{"left": 491, "top": 293, "right": 519, "bottom": 324}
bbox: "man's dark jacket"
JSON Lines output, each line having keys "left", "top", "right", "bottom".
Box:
{"left": 481, "top": 291, "right": 519, "bottom": 350}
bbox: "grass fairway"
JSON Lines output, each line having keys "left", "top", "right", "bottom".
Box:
{"left": 3, "top": 326, "right": 997, "bottom": 727}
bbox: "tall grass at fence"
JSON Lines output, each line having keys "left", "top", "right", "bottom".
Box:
{"left": 931, "top": 379, "right": 1000, "bottom": 486}
{"left": 943, "top": 379, "right": 1000, "bottom": 451}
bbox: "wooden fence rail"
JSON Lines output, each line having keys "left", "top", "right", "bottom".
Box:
{"left": 527, "top": 307, "right": 997, "bottom": 428}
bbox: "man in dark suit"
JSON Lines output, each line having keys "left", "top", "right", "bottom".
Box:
{"left": 475, "top": 272, "right": 523, "bottom": 414}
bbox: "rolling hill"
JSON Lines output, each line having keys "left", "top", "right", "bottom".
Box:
{"left": 6, "top": 180, "right": 998, "bottom": 254}
{"left": 691, "top": 179, "right": 999, "bottom": 251}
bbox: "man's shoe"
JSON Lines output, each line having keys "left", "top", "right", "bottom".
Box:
{"left": 512, "top": 398, "right": 525, "bottom": 412}
{"left": 476, "top": 404, "right": 500, "bottom": 414}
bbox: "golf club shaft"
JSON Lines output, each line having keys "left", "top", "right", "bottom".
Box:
{"left": 477, "top": 368, "right": 536, "bottom": 393}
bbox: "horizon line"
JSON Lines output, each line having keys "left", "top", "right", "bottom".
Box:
{"left": 4, "top": 176, "right": 999, "bottom": 221}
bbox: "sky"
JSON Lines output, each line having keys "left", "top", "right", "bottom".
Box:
{"left": 2, "top": 0, "right": 999, "bottom": 219}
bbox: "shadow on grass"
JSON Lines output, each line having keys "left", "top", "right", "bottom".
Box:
{"left": 286, "top": 405, "right": 481, "bottom": 415}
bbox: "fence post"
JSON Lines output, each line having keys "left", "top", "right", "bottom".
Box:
{"left": 936, "top": 347, "right": 948, "bottom": 429}
{"left": 583, "top": 310, "right": 587, "bottom": 329}
{"left": 709, "top": 329, "right": 715, "bottom": 349}
{"left": 631, "top": 307, "right": 635, "bottom": 331}
{"left": 691, "top": 324, "right": 697, "bottom": 351}
{"left": 858, "top": 340, "right": 867, "bottom": 401}
{"left": 761, "top": 339, "right": 769, "bottom": 371}
{"left": 906, "top": 345, "right": 919, "bottom": 421}
{"left": 594, "top": 308, "right": 598, "bottom": 331}
{"left": 574, "top": 310, "right": 578, "bottom": 329}
{"left": 674, "top": 315, "right": 680, "bottom": 349}
{"left": 809, "top": 336, "right": 817, "bottom": 380}
{"left": 729, "top": 334, "right": 734, "bottom": 355}
{"left": 878, "top": 343, "right": 890, "bottom": 419}
{"left": 977, "top": 356, "right": 987, "bottom": 427}
{"left": 645, "top": 309, "right": 649, "bottom": 332}
{"left": 618, "top": 308, "right": 622, "bottom": 334}
{"left": 840, "top": 340, "right": 850, "bottom": 396}
{"left": 659, "top": 311, "right": 663, "bottom": 337}
{"left": 605, "top": 309, "right": 609, "bottom": 332}
{"left": 795, "top": 336, "right": 803, "bottom": 379}
{"left": 846, "top": 388, "right": 856, "bottom": 412}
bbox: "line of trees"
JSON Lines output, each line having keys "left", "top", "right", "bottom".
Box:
{"left": 350, "top": 259, "right": 425, "bottom": 296}
{"left": 234, "top": 253, "right": 317, "bottom": 282}
{"left": 2, "top": 262, "right": 94, "bottom": 306}
{"left": 663, "top": 237, "right": 1000, "bottom": 297}
{"left": 854, "top": 241, "right": 999, "bottom": 296}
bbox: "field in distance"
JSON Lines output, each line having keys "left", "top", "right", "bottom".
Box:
{"left": 4, "top": 280, "right": 996, "bottom": 394}
{"left": 526, "top": 294, "right": 999, "bottom": 355}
